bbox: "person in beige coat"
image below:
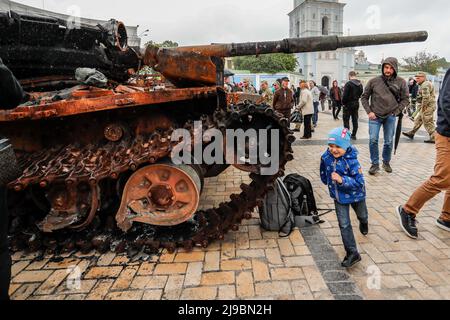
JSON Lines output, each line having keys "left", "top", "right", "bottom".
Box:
{"left": 294, "top": 81, "right": 314, "bottom": 139}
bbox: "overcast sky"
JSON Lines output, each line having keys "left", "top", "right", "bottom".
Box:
{"left": 12, "top": 0, "right": 450, "bottom": 63}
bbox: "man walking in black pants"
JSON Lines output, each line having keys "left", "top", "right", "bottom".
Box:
{"left": 0, "top": 57, "right": 27, "bottom": 301}
{"left": 342, "top": 71, "right": 364, "bottom": 140}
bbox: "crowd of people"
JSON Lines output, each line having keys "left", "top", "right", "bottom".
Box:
{"left": 238, "top": 58, "right": 450, "bottom": 268}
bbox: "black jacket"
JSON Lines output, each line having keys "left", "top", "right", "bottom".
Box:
{"left": 437, "top": 68, "right": 450, "bottom": 137}
{"left": 342, "top": 79, "right": 363, "bottom": 107}
{"left": 0, "top": 58, "right": 25, "bottom": 110}
{"left": 409, "top": 81, "right": 419, "bottom": 99}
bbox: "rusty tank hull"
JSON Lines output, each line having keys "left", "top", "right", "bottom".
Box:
{"left": 0, "top": 8, "right": 428, "bottom": 256}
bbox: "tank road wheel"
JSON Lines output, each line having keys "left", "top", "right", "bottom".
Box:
{"left": 116, "top": 163, "right": 203, "bottom": 231}
{"left": 38, "top": 182, "right": 100, "bottom": 233}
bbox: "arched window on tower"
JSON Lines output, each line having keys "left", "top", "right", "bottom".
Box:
{"left": 322, "top": 16, "right": 329, "bottom": 36}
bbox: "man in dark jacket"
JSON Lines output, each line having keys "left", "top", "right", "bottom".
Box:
{"left": 273, "top": 77, "right": 294, "bottom": 119}
{"left": 0, "top": 58, "right": 25, "bottom": 301}
{"left": 342, "top": 71, "right": 364, "bottom": 140}
{"left": 361, "top": 57, "right": 410, "bottom": 175}
{"left": 396, "top": 68, "right": 450, "bottom": 238}
{"left": 408, "top": 78, "right": 419, "bottom": 117}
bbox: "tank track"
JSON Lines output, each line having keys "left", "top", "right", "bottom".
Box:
{"left": 8, "top": 102, "right": 295, "bottom": 258}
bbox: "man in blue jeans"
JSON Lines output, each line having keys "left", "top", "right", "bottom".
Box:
{"left": 361, "top": 57, "right": 410, "bottom": 175}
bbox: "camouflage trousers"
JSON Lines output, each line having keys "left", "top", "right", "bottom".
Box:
{"left": 410, "top": 105, "right": 436, "bottom": 139}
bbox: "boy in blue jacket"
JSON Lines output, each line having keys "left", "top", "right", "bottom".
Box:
{"left": 320, "top": 127, "right": 369, "bottom": 268}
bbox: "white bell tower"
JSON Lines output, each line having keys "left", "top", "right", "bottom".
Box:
{"left": 288, "top": 0, "right": 355, "bottom": 88}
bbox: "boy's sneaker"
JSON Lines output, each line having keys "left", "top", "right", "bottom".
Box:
{"left": 383, "top": 162, "right": 393, "bottom": 173}
{"left": 369, "top": 165, "right": 380, "bottom": 175}
{"left": 396, "top": 206, "right": 418, "bottom": 239}
{"left": 360, "top": 222, "right": 369, "bottom": 236}
{"left": 436, "top": 219, "right": 450, "bottom": 232}
{"left": 341, "top": 252, "right": 362, "bottom": 268}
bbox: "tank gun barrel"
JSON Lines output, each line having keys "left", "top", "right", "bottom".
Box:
{"left": 173, "top": 31, "right": 428, "bottom": 57}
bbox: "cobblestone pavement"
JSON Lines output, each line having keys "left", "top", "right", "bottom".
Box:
{"left": 8, "top": 109, "right": 450, "bottom": 300}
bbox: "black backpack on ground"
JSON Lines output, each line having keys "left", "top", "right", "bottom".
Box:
{"left": 283, "top": 174, "right": 333, "bottom": 225}
{"left": 284, "top": 174, "right": 318, "bottom": 216}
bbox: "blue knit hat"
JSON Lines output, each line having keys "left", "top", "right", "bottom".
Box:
{"left": 328, "top": 127, "right": 352, "bottom": 151}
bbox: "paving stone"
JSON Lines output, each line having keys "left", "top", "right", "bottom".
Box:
{"left": 291, "top": 280, "right": 314, "bottom": 300}
{"left": 181, "top": 287, "right": 218, "bottom": 300}
{"left": 201, "top": 272, "right": 235, "bottom": 286}
{"left": 218, "top": 285, "right": 236, "bottom": 300}
{"left": 137, "top": 262, "right": 155, "bottom": 276}
{"left": 303, "top": 266, "right": 328, "bottom": 293}
{"left": 13, "top": 270, "right": 54, "bottom": 284}
{"left": 105, "top": 290, "right": 144, "bottom": 300}
{"left": 326, "top": 282, "right": 359, "bottom": 296}
{"left": 265, "top": 248, "right": 283, "bottom": 265}
{"left": 283, "top": 256, "right": 315, "bottom": 267}
{"left": 56, "top": 279, "right": 97, "bottom": 295}
{"left": 204, "top": 251, "right": 220, "bottom": 272}
{"left": 35, "top": 270, "right": 68, "bottom": 295}
{"left": 163, "top": 275, "right": 185, "bottom": 300}
{"left": 84, "top": 266, "right": 123, "bottom": 279}
{"left": 11, "top": 261, "right": 31, "bottom": 277}
{"left": 221, "top": 259, "right": 252, "bottom": 271}
{"left": 236, "top": 249, "right": 265, "bottom": 259}
{"left": 142, "top": 290, "right": 163, "bottom": 300}
{"left": 322, "top": 270, "right": 351, "bottom": 283}
{"left": 250, "top": 239, "right": 278, "bottom": 249}
{"left": 86, "top": 279, "right": 114, "bottom": 300}
{"left": 174, "top": 252, "right": 205, "bottom": 263}
{"left": 271, "top": 268, "right": 305, "bottom": 281}
{"left": 237, "top": 272, "right": 255, "bottom": 298}
{"left": 154, "top": 263, "right": 187, "bottom": 275}
{"left": 111, "top": 266, "right": 139, "bottom": 291}
{"left": 252, "top": 259, "right": 270, "bottom": 282}
{"left": 255, "top": 281, "right": 292, "bottom": 297}
{"left": 11, "top": 283, "right": 40, "bottom": 300}
{"left": 97, "top": 253, "right": 116, "bottom": 266}
{"left": 184, "top": 262, "right": 203, "bottom": 287}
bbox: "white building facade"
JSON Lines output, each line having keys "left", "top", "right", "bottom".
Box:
{"left": 288, "top": 0, "right": 355, "bottom": 88}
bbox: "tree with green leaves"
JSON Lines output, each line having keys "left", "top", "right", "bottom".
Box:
{"left": 233, "top": 53, "right": 298, "bottom": 74}
{"left": 402, "top": 51, "right": 449, "bottom": 75}
{"left": 145, "top": 40, "right": 179, "bottom": 48}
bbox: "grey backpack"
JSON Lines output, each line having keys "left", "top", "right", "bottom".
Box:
{"left": 0, "top": 138, "right": 21, "bottom": 186}
{"left": 260, "top": 178, "right": 294, "bottom": 237}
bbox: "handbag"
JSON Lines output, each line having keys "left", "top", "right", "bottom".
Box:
{"left": 0, "top": 138, "right": 22, "bottom": 186}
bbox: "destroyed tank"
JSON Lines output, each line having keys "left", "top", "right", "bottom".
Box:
{"left": 0, "top": 10, "right": 428, "bottom": 256}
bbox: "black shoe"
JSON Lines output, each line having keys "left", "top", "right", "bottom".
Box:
{"left": 341, "top": 252, "right": 362, "bottom": 268}
{"left": 369, "top": 165, "right": 380, "bottom": 175}
{"left": 424, "top": 139, "right": 435, "bottom": 144}
{"left": 383, "top": 162, "right": 393, "bottom": 173}
{"left": 402, "top": 132, "right": 414, "bottom": 140}
{"left": 436, "top": 219, "right": 450, "bottom": 232}
{"left": 360, "top": 222, "right": 369, "bottom": 236}
{"left": 396, "top": 206, "right": 418, "bottom": 239}
{"left": 293, "top": 129, "right": 300, "bottom": 132}
{"left": 351, "top": 136, "right": 357, "bottom": 141}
